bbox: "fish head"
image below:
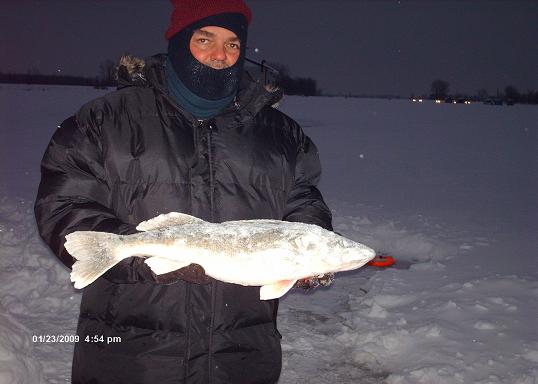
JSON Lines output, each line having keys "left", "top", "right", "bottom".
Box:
{"left": 327, "top": 234, "right": 376, "bottom": 271}
{"left": 293, "top": 231, "right": 375, "bottom": 272}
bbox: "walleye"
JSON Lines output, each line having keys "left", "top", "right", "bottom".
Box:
{"left": 64, "top": 212, "right": 375, "bottom": 300}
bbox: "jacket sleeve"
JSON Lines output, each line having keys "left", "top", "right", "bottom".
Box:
{"left": 34, "top": 115, "right": 155, "bottom": 284}
{"left": 283, "top": 131, "right": 333, "bottom": 231}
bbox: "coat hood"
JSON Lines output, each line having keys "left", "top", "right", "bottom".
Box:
{"left": 115, "top": 54, "right": 283, "bottom": 117}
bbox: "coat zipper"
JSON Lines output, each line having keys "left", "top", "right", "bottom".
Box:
{"left": 206, "top": 121, "right": 216, "bottom": 383}
{"left": 184, "top": 283, "right": 192, "bottom": 383}
{"left": 207, "top": 122, "right": 215, "bottom": 222}
{"left": 208, "top": 280, "right": 217, "bottom": 383}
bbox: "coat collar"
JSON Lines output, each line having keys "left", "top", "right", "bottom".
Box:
{"left": 116, "top": 54, "right": 283, "bottom": 121}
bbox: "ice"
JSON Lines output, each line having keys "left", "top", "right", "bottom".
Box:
{"left": 1, "top": 84, "right": 537, "bottom": 382}
{"left": 473, "top": 321, "right": 497, "bottom": 330}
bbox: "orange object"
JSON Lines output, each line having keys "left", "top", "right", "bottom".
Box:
{"left": 368, "top": 255, "right": 395, "bottom": 267}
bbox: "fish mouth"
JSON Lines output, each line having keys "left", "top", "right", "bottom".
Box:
{"left": 337, "top": 258, "right": 373, "bottom": 272}
{"left": 338, "top": 248, "right": 376, "bottom": 272}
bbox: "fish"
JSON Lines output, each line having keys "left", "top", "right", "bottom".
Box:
{"left": 64, "top": 212, "right": 375, "bottom": 300}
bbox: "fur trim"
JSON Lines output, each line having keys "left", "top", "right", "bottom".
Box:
{"left": 265, "top": 83, "right": 282, "bottom": 108}
{"left": 118, "top": 54, "right": 145, "bottom": 77}
{"left": 115, "top": 54, "right": 147, "bottom": 86}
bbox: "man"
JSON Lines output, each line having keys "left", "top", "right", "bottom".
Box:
{"left": 34, "top": 0, "right": 332, "bottom": 383}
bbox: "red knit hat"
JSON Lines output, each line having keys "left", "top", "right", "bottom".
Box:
{"left": 165, "top": 0, "right": 253, "bottom": 40}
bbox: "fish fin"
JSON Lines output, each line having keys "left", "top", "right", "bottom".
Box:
{"left": 259, "top": 280, "right": 297, "bottom": 300}
{"left": 136, "top": 212, "right": 206, "bottom": 232}
{"left": 144, "top": 257, "right": 191, "bottom": 275}
{"left": 65, "top": 231, "right": 125, "bottom": 289}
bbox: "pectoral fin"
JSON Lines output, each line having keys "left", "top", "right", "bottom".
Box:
{"left": 259, "top": 280, "right": 297, "bottom": 300}
{"left": 144, "top": 257, "right": 191, "bottom": 275}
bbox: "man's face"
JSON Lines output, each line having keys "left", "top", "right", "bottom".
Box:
{"left": 189, "top": 26, "right": 241, "bottom": 70}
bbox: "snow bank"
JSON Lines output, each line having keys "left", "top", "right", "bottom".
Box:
{"left": 0, "top": 309, "right": 42, "bottom": 384}
{"left": 0, "top": 196, "right": 80, "bottom": 383}
{"left": 347, "top": 269, "right": 538, "bottom": 383}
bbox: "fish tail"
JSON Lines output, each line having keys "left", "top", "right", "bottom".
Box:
{"left": 64, "top": 231, "right": 125, "bottom": 289}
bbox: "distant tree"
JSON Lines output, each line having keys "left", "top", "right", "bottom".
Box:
{"left": 268, "top": 62, "right": 292, "bottom": 89}
{"left": 520, "top": 89, "right": 537, "bottom": 104}
{"left": 99, "top": 59, "right": 116, "bottom": 85}
{"left": 268, "top": 62, "right": 320, "bottom": 96}
{"left": 476, "top": 88, "right": 489, "bottom": 101}
{"left": 293, "top": 77, "right": 320, "bottom": 96}
{"left": 430, "top": 79, "right": 450, "bottom": 99}
{"left": 26, "top": 66, "right": 41, "bottom": 76}
{"left": 504, "top": 85, "right": 520, "bottom": 103}
{"left": 267, "top": 62, "right": 289, "bottom": 78}
{"left": 526, "top": 90, "right": 538, "bottom": 104}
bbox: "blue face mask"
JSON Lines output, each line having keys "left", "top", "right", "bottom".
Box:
{"left": 167, "top": 13, "right": 248, "bottom": 101}
{"left": 164, "top": 57, "right": 236, "bottom": 119}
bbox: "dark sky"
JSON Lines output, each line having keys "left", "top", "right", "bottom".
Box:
{"left": 2, "top": 0, "right": 537, "bottom": 96}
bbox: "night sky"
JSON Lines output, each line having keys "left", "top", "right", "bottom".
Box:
{"left": 2, "top": 0, "right": 537, "bottom": 96}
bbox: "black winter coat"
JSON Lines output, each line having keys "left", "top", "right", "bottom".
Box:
{"left": 34, "top": 54, "right": 332, "bottom": 384}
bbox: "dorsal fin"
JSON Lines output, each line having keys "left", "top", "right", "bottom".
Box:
{"left": 136, "top": 212, "right": 206, "bottom": 232}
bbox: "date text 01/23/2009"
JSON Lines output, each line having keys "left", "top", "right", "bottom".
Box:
{"left": 32, "top": 334, "right": 122, "bottom": 344}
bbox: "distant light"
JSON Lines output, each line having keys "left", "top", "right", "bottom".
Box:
{"left": 412, "top": 98, "right": 417, "bottom": 102}
{"left": 465, "top": 101, "right": 471, "bottom": 105}
{"left": 254, "top": 48, "right": 259, "bottom": 53}
{"left": 435, "top": 99, "right": 442, "bottom": 104}
{"left": 418, "top": 99, "right": 423, "bottom": 103}
{"left": 453, "top": 101, "right": 457, "bottom": 104}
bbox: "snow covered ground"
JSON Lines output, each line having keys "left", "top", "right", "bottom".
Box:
{"left": 0, "top": 84, "right": 536, "bottom": 383}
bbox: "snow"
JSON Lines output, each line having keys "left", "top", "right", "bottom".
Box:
{"left": 1, "top": 83, "right": 537, "bottom": 383}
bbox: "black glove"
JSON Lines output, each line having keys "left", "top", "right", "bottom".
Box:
{"left": 103, "top": 258, "right": 210, "bottom": 285}
{"left": 294, "top": 273, "right": 334, "bottom": 290}
{"left": 101, "top": 256, "right": 156, "bottom": 284}
{"left": 152, "top": 263, "right": 211, "bottom": 285}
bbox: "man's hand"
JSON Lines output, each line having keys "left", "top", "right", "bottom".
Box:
{"left": 294, "top": 273, "right": 334, "bottom": 290}
{"left": 153, "top": 263, "right": 211, "bottom": 285}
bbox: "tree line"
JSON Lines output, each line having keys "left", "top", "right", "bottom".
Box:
{"left": 245, "top": 60, "right": 320, "bottom": 96}
{"left": 2, "top": 62, "right": 535, "bottom": 104}
{"left": 0, "top": 60, "right": 116, "bottom": 88}
{"left": 270, "top": 63, "right": 320, "bottom": 96}
{"left": 0, "top": 59, "right": 322, "bottom": 96}
{"left": 429, "top": 79, "right": 538, "bottom": 104}
{"left": 0, "top": 72, "right": 114, "bottom": 88}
